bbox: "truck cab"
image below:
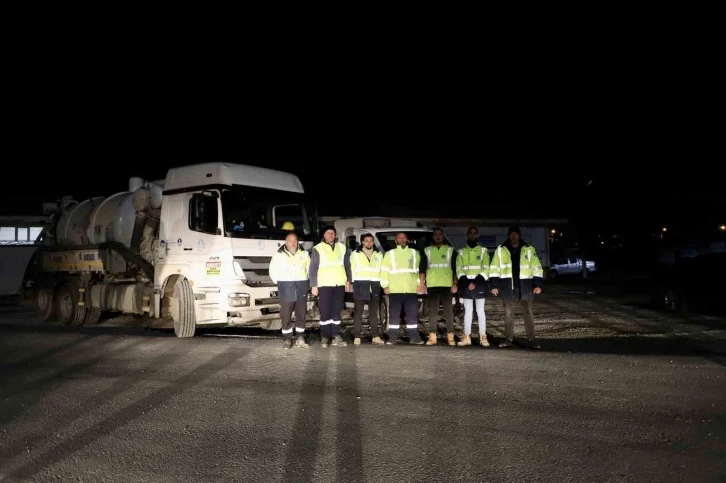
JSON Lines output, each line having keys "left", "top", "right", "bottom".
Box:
{"left": 157, "top": 163, "right": 319, "bottom": 331}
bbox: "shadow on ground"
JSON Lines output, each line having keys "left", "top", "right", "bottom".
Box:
{"left": 524, "top": 335, "right": 726, "bottom": 361}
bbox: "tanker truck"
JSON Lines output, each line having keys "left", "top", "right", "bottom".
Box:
{"left": 30, "top": 162, "right": 319, "bottom": 337}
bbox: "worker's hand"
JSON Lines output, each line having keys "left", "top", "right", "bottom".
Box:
{"left": 345, "top": 281, "right": 352, "bottom": 292}
{"left": 451, "top": 283, "right": 458, "bottom": 294}
{"left": 383, "top": 288, "right": 391, "bottom": 295}
{"left": 491, "top": 288, "right": 499, "bottom": 296}
{"left": 311, "top": 287, "right": 318, "bottom": 296}
{"left": 468, "top": 282, "right": 475, "bottom": 291}
{"left": 533, "top": 287, "right": 542, "bottom": 295}
{"left": 418, "top": 284, "right": 427, "bottom": 295}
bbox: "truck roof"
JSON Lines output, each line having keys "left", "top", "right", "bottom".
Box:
{"left": 164, "top": 162, "right": 305, "bottom": 193}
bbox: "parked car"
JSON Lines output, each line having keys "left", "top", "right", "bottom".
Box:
{"left": 653, "top": 252, "right": 726, "bottom": 314}
{"left": 549, "top": 256, "right": 596, "bottom": 280}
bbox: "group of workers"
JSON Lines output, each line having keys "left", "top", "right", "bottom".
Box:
{"left": 269, "top": 224, "right": 544, "bottom": 350}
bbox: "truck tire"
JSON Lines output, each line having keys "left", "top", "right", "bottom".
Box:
{"left": 55, "top": 281, "right": 87, "bottom": 326}
{"left": 173, "top": 278, "right": 196, "bottom": 338}
{"left": 85, "top": 307, "right": 102, "bottom": 325}
{"left": 379, "top": 294, "right": 389, "bottom": 333}
{"left": 33, "top": 281, "right": 57, "bottom": 322}
{"left": 259, "top": 319, "right": 282, "bottom": 331}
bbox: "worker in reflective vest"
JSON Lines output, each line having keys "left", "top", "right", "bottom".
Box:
{"left": 380, "top": 232, "right": 426, "bottom": 345}
{"left": 455, "top": 226, "right": 490, "bottom": 347}
{"left": 310, "top": 225, "right": 352, "bottom": 347}
{"left": 348, "top": 233, "right": 385, "bottom": 345}
{"left": 489, "top": 226, "right": 544, "bottom": 349}
{"left": 269, "top": 231, "right": 310, "bottom": 349}
{"left": 422, "top": 227, "right": 458, "bottom": 346}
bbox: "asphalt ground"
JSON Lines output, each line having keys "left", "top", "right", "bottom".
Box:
{"left": 1, "top": 286, "right": 724, "bottom": 482}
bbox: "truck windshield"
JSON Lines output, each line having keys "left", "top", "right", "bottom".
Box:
{"left": 375, "top": 230, "right": 450, "bottom": 252}
{"left": 221, "top": 185, "right": 318, "bottom": 241}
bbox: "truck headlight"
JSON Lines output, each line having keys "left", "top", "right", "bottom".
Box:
{"left": 229, "top": 293, "right": 250, "bottom": 307}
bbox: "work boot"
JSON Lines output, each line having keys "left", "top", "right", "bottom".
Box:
{"left": 372, "top": 336, "right": 384, "bottom": 345}
{"left": 410, "top": 337, "right": 425, "bottom": 345}
{"left": 426, "top": 332, "right": 438, "bottom": 345}
{"left": 331, "top": 335, "right": 347, "bottom": 347}
{"left": 320, "top": 336, "right": 329, "bottom": 348}
{"left": 447, "top": 333, "right": 455, "bottom": 346}
{"left": 295, "top": 336, "right": 309, "bottom": 348}
{"left": 282, "top": 338, "right": 293, "bottom": 350}
{"left": 480, "top": 333, "right": 490, "bottom": 347}
{"left": 457, "top": 334, "right": 472, "bottom": 346}
{"left": 353, "top": 337, "right": 361, "bottom": 345}
{"left": 499, "top": 338, "right": 513, "bottom": 348}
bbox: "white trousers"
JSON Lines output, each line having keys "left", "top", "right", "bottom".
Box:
{"left": 463, "top": 298, "right": 485, "bottom": 335}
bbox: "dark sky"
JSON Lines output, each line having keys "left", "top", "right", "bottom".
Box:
{"left": 2, "top": 68, "right": 721, "bottom": 233}
{"left": 2, "top": 152, "right": 722, "bottom": 234}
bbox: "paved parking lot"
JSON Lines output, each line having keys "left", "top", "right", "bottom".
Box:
{"left": 1, "top": 287, "right": 724, "bottom": 482}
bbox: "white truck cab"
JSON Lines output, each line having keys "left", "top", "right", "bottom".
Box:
{"left": 157, "top": 163, "right": 319, "bottom": 329}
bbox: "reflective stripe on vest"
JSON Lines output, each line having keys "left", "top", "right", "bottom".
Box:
{"left": 314, "top": 242, "right": 347, "bottom": 286}
{"left": 380, "top": 246, "right": 420, "bottom": 293}
{"left": 270, "top": 249, "right": 309, "bottom": 282}
{"left": 424, "top": 245, "right": 453, "bottom": 286}
{"left": 351, "top": 250, "right": 382, "bottom": 282}
{"left": 489, "top": 246, "right": 543, "bottom": 282}
{"left": 457, "top": 245, "right": 489, "bottom": 280}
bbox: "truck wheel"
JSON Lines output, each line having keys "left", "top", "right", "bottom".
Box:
{"left": 379, "top": 294, "right": 389, "bottom": 333}
{"left": 55, "top": 281, "right": 87, "bottom": 326}
{"left": 259, "top": 319, "right": 282, "bottom": 331}
{"left": 33, "top": 281, "right": 57, "bottom": 321}
{"left": 85, "top": 307, "right": 102, "bottom": 325}
{"left": 172, "top": 278, "right": 196, "bottom": 338}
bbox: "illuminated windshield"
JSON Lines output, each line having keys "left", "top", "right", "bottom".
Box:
{"left": 221, "top": 185, "right": 318, "bottom": 241}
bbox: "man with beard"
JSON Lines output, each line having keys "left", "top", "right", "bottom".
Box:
{"left": 310, "top": 225, "right": 352, "bottom": 347}
{"left": 489, "top": 226, "right": 544, "bottom": 348}
{"left": 349, "top": 233, "right": 385, "bottom": 345}
{"left": 455, "top": 226, "right": 490, "bottom": 346}
{"left": 422, "top": 227, "right": 458, "bottom": 346}
{"left": 380, "top": 232, "right": 426, "bottom": 345}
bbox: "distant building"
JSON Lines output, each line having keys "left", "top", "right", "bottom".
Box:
{"left": 0, "top": 215, "right": 46, "bottom": 299}
{"left": 0, "top": 215, "right": 46, "bottom": 245}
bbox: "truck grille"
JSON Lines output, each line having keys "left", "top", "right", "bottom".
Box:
{"left": 255, "top": 297, "right": 278, "bottom": 306}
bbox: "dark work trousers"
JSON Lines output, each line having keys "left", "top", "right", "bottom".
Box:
{"left": 280, "top": 300, "right": 306, "bottom": 338}
{"left": 427, "top": 287, "right": 454, "bottom": 333}
{"left": 353, "top": 295, "right": 380, "bottom": 338}
{"left": 388, "top": 293, "right": 420, "bottom": 341}
{"left": 318, "top": 286, "right": 345, "bottom": 338}
{"left": 502, "top": 288, "right": 535, "bottom": 341}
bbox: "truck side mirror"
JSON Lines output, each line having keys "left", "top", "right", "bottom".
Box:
{"left": 190, "top": 193, "right": 219, "bottom": 233}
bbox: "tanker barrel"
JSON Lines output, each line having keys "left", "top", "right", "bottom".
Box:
{"left": 130, "top": 216, "right": 147, "bottom": 253}
{"left": 129, "top": 177, "right": 144, "bottom": 192}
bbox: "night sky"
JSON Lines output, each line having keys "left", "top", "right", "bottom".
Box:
{"left": 1, "top": 97, "right": 722, "bottom": 238}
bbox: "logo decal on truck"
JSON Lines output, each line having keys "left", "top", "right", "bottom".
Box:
{"left": 206, "top": 260, "right": 221, "bottom": 275}
{"left": 206, "top": 256, "right": 220, "bottom": 275}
